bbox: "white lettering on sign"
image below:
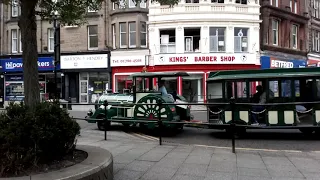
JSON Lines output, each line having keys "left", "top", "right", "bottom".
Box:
{"left": 154, "top": 54, "right": 254, "bottom": 65}
{"left": 5, "top": 61, "right": 50, "bottom": 69}
{"left": 270, "top": 60, "right": 294, "bottom": 68}
{"left": 111, "top": 56, "right": 146, "bottom": 67}
{"left": 61, "top": 54, "right": 109, "bottom": 69}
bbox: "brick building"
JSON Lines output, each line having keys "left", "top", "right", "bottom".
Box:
{"left": 0, "top": 1, "right": 148, "bottom": 105}
{"left": 307, "top": 0, "right": 320, "bottom": 67}
{"left": 260, "top": 0, "right": 309, "bottom": 66}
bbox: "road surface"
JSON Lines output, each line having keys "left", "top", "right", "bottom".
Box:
{"left": 72, "top": 110, "right": 320, "bottom": 152}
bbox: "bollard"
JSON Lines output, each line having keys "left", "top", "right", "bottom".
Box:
{"left": 230, "top": 97, "right": 236, "bottom": 153}
{"left": 157, "top": 99, "right": 163, "bottom": 145}
{"left": 104, "top": 100, "right": 109, "bottom": 141}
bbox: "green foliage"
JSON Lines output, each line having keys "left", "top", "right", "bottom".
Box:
{"left": 0, "top": 102, "right": 80, "bottom": 177}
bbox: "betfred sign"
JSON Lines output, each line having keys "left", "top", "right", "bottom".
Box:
{"left": 155, "top": 54, "right": 255, "bottom": 65}
{"left": 111, "top": 56, "right": 147, "bottom": 67}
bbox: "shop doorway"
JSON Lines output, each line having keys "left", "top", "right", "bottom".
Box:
{"left": 182, "top": 74, "right": 203, "bottom": 102}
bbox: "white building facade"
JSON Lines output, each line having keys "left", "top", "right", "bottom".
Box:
{"left": 148, "top": 0, "right": 261, "bottom": 102}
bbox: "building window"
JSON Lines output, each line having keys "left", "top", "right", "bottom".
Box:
{"left": 314, "top": 0, "right": 320, "bottom": 18}
{"left": 186, "top": 0, "right": 199, "bottom": 3}
{"left": 160, "top": 29, "right": 176, "bottom": 53}
{"left": 87, "top": 6, "right": 97, "bottom": 12}
{"left": 209, "top": 27, "right": 225, "bottom": 52}
{"left": 19, "top": 29, "right": 22, "bottom": 52}
{"left": 234, "top": 28, "right": 248, "bottom": 52}
{"left": 270, "top": 0, "right": 279, "bottom": 7}
{"left": 11, "top": 0, "right": 19, "bottom": 17}
{"left": 235, "top": 0, "right": 247, "bottom": 4}
{"left": 119, "top": 0, "right": 126, "bottom": 9}
{"left": 112, "top": 24, "right": 116, "bottom": 49}
{"left": 294, "top": 0, "right": 297, "bottom": 13}
{"left": 184, "top": 28, "right": 201, "bottom": 52}
{"left": 129, "top": 0, "right": 136, "bottom": 8}
{"left": 272, "top": 20, "right": 279, "bottom": 45}
{"left": 140, "top": 22, "right": 147, "bottom": 48}
{"left": 140, "top": 0, "right": 146, "bottom": 8}
{"left": 87, "top": 25, "right": 98, "bottom": 50}
{"left": 11, "top": 29, "right": 18, "bottom": 53}
{"left": 292, "top": 25, "right": 298, "bottom": 49}
{"left": 211, "top": 0, "right": 224, "bottom": 3}
{"left": 317, "top": 32, "right": 320, "bottom": 52}
{"left": 120, "top": 22, "right": 127, "bottom": 48}
{"left": 48, "top": 28, "right": 54, "bottom": 52}
{"left": 129, "top": 22, "right": 136, "bottom": 48}
{"left": 112, "top": 3, "right": 116, "bottom": 10}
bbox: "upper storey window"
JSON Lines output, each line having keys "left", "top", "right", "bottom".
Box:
{"left": 113, "top": 0, "right": 146, "bottom": 9}
{"left": 270, "top": 0, "right": 279, "bottom": 7}
{"left": 235, "top": 0, "right": 247, "bottom": 4}
{"left": 313, "top": 0, "right": 320, "bottom": 18}
{"left": 186, "top": 0, "right": 199, "bottom": 3}
{"left": 211, "top": 0, "right": 224, "bottom": 3}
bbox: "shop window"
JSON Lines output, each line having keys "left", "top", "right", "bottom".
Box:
{"left": 87, "top": 25, "right": 98, "bottom": 50}
{"left": 209, "top": 27, "right": 225, "bottom": 52}
{"left": 184, "top": 27, "right": 201, "bottom": 52}
{"left": 80, "top": 72, "right": 109, "bottom": 103}
{"left": 182, "top": 74, "right": 203, "bottom": 102}
{"left": 160, "top": 29, "right": 176, "bottom": 53}
{"left": 234, "top": 28, "right": 248, "bottom": 52}
{"left": 129, "top": 22, "right": 136, "bottom": 48}
{"left": 236, "top": 82, "right": 247, "bottom": 98}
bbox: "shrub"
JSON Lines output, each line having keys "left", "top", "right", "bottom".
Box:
{"left": 0, "top": 101, "right": 80, "bottom": 177}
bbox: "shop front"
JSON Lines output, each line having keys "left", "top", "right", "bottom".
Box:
{"left": 153, "top": 53, "right": 259, "bottom": 102}
{"left": 111, "top": 50, "right": 150, "bottom": 93}
{"left": 60, "top": 51, "right": 111, "bottom": 104}
{"left": 0, "top": 56, "right": 60, "bottom": 104}
{"left": 260, "top": 56, "right": 307, "bottom": 97}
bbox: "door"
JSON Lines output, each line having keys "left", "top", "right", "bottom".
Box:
{"left": 80, "top": 80, "right": 88, "bottom": 103}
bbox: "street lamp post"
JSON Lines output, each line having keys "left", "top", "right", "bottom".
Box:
{"left": 53, "top": 13, "right": 60, "bottom": 100}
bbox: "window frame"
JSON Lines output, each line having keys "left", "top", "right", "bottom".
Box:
{"left": 272, "top": 19, "right": 279, "bottom": 46}
{"left": 19, "top": 29, "right": 22, "bottom": 53}
{"left": 11, "top": 0, "right": 19, "bottom": 17}
{"left": 87, "top": 25, "right": 99, "bottom": 50}
{"left": 11, "top": 29, "right": 18, "bottom": 53}
{"left": 112, "top": 24, "right": 116, "bottom": 49}
{"left": 270, "top": 0, "right": 279, "bottom": 7}
{"left": 129, "top": 0, "right": 136, "bottom": 8}
{"left": 209, "top": 27, "right": 226, "bottom": 52}
{"left": 140, "top": 0, "right": 146, "bottom": 8}
{"left": 234, "top": 27, "right": 249, "bottom": 53}
{"left": 140, "top": 22, "right": 147, "bottom": 48}
{"left": 292, "top": 24, "right": 298, "bottom": 49}
{"left": 129, "top": 22, "right": 136, "bottom": 48}
{"left": 119, "top": 22, "right": 127, "bottom": 48}
{"left": 48, "top": 28, "right": 54, "bottom": 52}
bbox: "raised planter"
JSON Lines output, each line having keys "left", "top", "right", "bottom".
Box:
{"left": 0, "top": 145, "right": 113, "bottom": 180}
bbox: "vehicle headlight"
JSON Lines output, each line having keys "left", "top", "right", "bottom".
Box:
{"left": 87, "top": 109, "right": 93, "bottom": 116}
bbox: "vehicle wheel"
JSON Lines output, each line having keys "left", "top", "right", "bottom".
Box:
{"left": 226, "top": 127, "right": 246, "bottom": 138}
{"left": 299, "top": 128, "right": 315, "bottom": 135}
{"left": 96, "top": 114, "right": 110, "bottom": 131}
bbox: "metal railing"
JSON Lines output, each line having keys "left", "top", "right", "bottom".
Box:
{"left": 54, "top": 100, "right": 320, "bottom": 154}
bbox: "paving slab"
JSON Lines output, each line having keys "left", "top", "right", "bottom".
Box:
{"left": 76, "top": 128, "right": 320, "bottom": 180}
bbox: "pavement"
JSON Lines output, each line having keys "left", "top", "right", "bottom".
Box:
{"left": 78, "top": 127, "right": 320, "bottom": 180}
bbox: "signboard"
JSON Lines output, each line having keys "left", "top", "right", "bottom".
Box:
{"left": 307, "top": 59, "right": 320, "bottom": 67}
{"left": 1, "top": 57, "right": 57, "bottom": 72}
{"left": 111, "top": 56, "right": 146, "bottom": 67}
{"left": 260, "top": 56, "right": 307, "bottom": 69}
{"left": 60, "top": 54, "right": 109, "bottom": 69}
{"left": 154, "top": 53, "right": 256, "bottom": 65}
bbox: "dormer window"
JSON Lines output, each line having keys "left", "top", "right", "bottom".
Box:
{"left": 211, "top": 0, "right": 224, "bottom": 3}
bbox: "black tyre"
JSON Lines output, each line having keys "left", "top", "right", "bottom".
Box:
{"left": 96, "top": 115, "right": 110, "bottom": 131}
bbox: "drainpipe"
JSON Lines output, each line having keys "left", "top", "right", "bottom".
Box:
{"left": 0, "top": 3, "right": 4, "bottom": 55}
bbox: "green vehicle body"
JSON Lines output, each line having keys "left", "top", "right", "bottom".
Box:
{"left": 86, "top": 71, "right": 192, "bottom": 130}
{"left": 206, "top": 67, "right": 320, "bottom": 134}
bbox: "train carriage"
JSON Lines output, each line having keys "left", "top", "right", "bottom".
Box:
{"left": 86, "top": 71, "right": 193, "bottom": 130}
{"left": 206, "top": 67, "right": 320, "bottom": 135}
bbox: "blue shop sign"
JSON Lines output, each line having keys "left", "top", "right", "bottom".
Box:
{"left": 1, "top": 57, "right": 60, "bottom": 72}
{"left": 260, "top": 56, "right": 306, "bottom": 69}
